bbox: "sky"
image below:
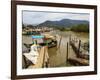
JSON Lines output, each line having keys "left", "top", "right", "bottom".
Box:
{"left": 22, "top": 11, "right": 89, "bottom": 25}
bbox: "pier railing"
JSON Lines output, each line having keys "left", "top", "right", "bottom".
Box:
{"left": 69, "top": 36, "right": 89, "bottom": 60}
{"left": 66, "top": 35, "right": 89, "bottom": 66}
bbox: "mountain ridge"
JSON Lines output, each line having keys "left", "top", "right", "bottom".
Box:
{"left": 38, "top": 19, "right": 89, "bottom": 28}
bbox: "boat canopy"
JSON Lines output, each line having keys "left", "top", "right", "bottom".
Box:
{"left": 32, "top": 35, "right": 44, "bottom": 39}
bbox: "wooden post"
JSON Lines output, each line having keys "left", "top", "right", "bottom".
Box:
{"left": 57, "top": 36, "right": 62, "bottom": 49}
{"left": 76, "top": 37, "right": 77, "bottom": 42}
{"left": 69, "top": 35, "right": 71, "bottom": 44}
{"left": 78, "top": 40, "right": 81, "bottom": 55}
{"left": 74, "top": 37, "right": 75, "bottom": 42}
{"left": 66, "top": 42, "right": 69, "bottom": 62}
{"left": 42, "top": 47, "right": 49, "bottom": 68}
{"left": 42, "top": 47, "right": 46, "bottom": 68}
{"left": 45, "top": 62, "right": 48, "bottom": 68}
{"left": 45, "top": 47, "right": 49, "bottom": 68}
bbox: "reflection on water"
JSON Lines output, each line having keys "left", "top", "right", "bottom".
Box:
{"left": 48, "top": 31, "right": 89, "bottom": 67}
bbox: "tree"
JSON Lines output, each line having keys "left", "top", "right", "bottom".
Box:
{"left": 70, "top": 24, "right": 89, "bottom": 32}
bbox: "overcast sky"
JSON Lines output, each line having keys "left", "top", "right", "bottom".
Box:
{"left": 22, "top": 11, "right": 89, "bottom": 25}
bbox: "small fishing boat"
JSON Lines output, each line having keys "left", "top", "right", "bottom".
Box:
{"left": 23, "top": 35, "right": 57, "bottom": 55}
{"left": 43, "top": 37, "right": 57, "bottom": 48}
{"left": 32, "top": 35, "right": 57, "bottom": 48}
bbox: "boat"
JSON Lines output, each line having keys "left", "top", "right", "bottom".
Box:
{"left": 23, "top": 43, "right": 41, "bottom": 65}
{"left": 23, "top": 34, "right": 57, "bottom": 52}
{"left": 31, "top": 35, "right": 57, "bottom": 48}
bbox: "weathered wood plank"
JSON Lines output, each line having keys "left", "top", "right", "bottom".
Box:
{"left": 28, "top": 46, "right": 49, "bottom": 68}
{"left": 68, "top": 57, "right": 89, "bottom": 66}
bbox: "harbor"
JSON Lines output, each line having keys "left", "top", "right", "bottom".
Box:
{"left": 21, "top": 10, "right": 90, "bottom": 69}
{"left": 22, "top": 29, "right": 89, "bottom": 68}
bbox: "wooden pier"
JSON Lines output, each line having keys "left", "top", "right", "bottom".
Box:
{"left": 23, "top": 46, "right": 49, "bottom": 69}
{"left": 50, "top": 34, "right": 89, "bottom": 66}
{"left": 67, "top": 36, "right": 89, "bottom": 66}
{"left": 70, "top": 37, "right": 89, "bottom": 60}
{"left": 23, "top": 33, "right": 89, "bottom": 68}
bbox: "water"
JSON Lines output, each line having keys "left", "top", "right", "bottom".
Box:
{"left": 48, "top": 31, "right": 89, "bottom": 67}
{"left": 22, "top": 31, "right": 89, "bottom": 67}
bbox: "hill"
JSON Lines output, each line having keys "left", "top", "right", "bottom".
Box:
{"left": 38, "top": 19, "right": 89, "bottom": 28}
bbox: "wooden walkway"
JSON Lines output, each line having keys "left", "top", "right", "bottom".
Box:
{"left": 48, "top": 34, "right": 89, "bottom": 67}
{"left": 27, "top": 46, "right": 49, "bottom": 68}
{"left": 67, "top": 36, "right": 89, "bottom": 66}
{"left": 23, "top": 34, "right": 89, "bottom": 68}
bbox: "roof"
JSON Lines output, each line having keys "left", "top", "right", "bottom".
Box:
{"left": 32, "top": 35, "right": 44, "bottom": 39}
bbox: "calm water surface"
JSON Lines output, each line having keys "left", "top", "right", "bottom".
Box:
{"left": 22, "top": 31, "right": 89, "bottom": 67}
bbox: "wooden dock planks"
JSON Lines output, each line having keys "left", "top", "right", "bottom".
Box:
{"left": 28, "top": 46, "right": 49, "bottom": 68}
{"left": 68, "top": 57, "right": 89, "bottom": 66}
{"left": 68, "top": 36, "right": 89, "bottom": 66}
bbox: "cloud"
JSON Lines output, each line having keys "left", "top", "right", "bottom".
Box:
{"left": 22, "top": 11, "right": 89, "bottom": 25}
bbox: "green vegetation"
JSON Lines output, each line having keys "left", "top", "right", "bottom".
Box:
{"left": 70, "top": 24, "right": 89, "bottom": 32}
{"left": 55, "top": 24, "right": 89, "bottom": 32}
{"left": 27, "top": 25, "right": 34, "bottom": 28}
{"left": 23, "top": 32, "right": 40, "bottom": 35}
{"left": 56, "top": 27, "right": 70, "bottom": 31}
{"left": 23, "top": 23, "right": 89, "bottom": 33}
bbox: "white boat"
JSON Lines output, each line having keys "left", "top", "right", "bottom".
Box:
{"left": 23, "top": 44, "right": 40, "bottom": 64}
